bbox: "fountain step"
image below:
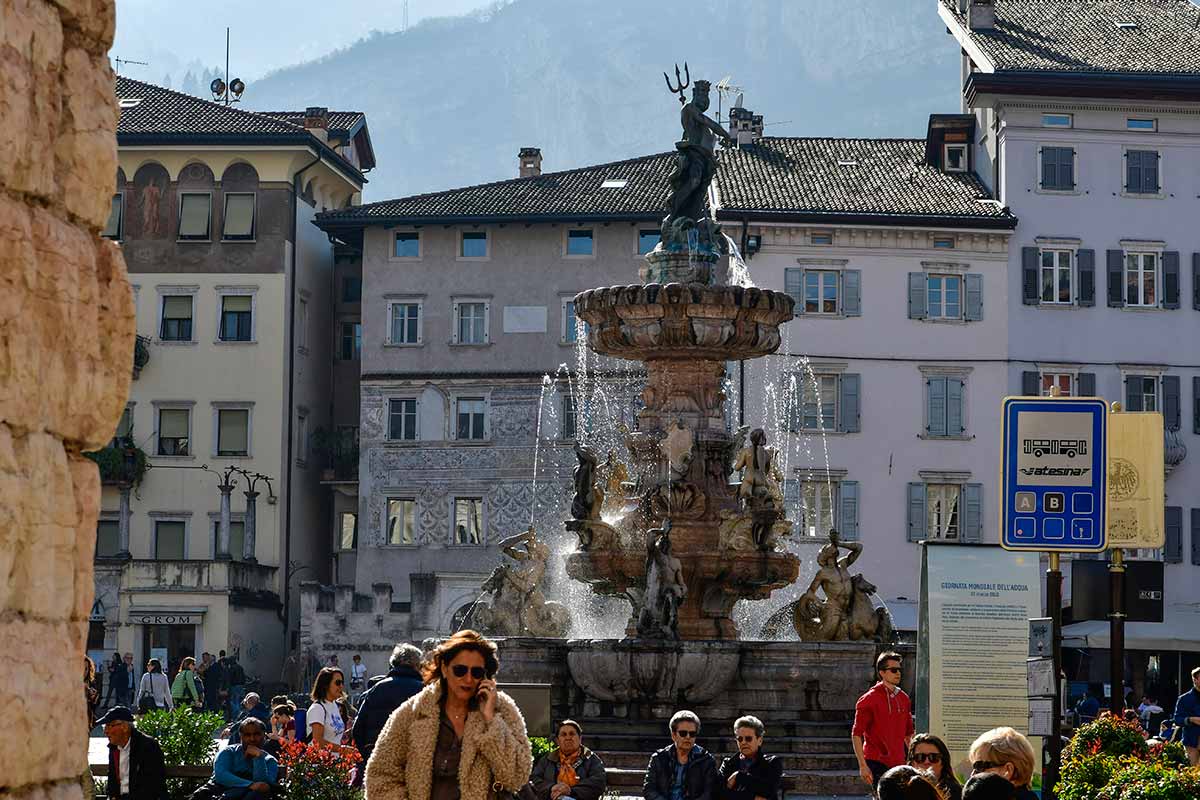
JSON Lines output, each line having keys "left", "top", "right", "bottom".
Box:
{"left": 579, "top": 718, "right": 852, "bottom": 737}
{"left": 585, "top": 735, "right": 854, "bottom": 756}
{"left": 595, "top": 751, "right": 859, "bottom": 771}
{"left": 603, "top": 767, "right": 867, "bottom": 795}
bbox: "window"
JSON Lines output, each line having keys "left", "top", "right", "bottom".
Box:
{"left": 1125, "top": 150, "right": 1160, "bottom": 194}
{"left": 1042, "top": 113, "right": 1073, "bottom": 128}
{"left": 178, "top": 193, "right": 211, "bottom": 240}
{"left": 933, "top": 237, "right": 956, "bottom": 249}
{"left": 1125, "top": 252, "right": 1158, "bottom": 306}
{"left": 216, "top": 408, "right": 249, "bottom": 456}
{"left": 1126, "top": 376, "right": 1159, "bottom": 412}
{"left": 339, "top": 512, "right": 358, "bottom": 550}
{"left": 926, "top": 376, "right": 966, "bottom": 437}
{"left": 795, "top": 374, "right": 837, "bottom": 431}
{"left": 297, "top": 298, "right": 308, "bottom": 350}
{"left": 567, "top": 229, "right": 594, "bottom": 256}
{"left": 943, "top": 144, "right": 968, "bottom": 172}
{"left": 461, "top": 231, "right": 488, "bottom": 258}
{"left": 1041, "top": 373, "right": 1074, "bottom": 397}
{"left": 96, "top": 519, "right": 120, "bottom": 558}
{"left": 927, "top": 484, "right": 960, "bottom": 540}
{"left": 160, "top": 295, "right": 194, "bottom": 341}
{"left": 456, "top": 397, "right": 486, "bottom": 440}
{"left": 927, "top": 275, "right": 962, "bottom": 318}
{"left": 561, "top": 394, "right": 577, "bottom": 440}
{"left": 342, "top": 277, "right": 362, "bottom": 303}
{"left": 638, "top": 229, "right": 659, "bottom": 255}
{"left": 1040, "top": 147, "right": 1075, "bottom": 191}
{"left": 1127, "top": 118, "right": 1157, "bottom": 132}
{"left": 799, "top": 482, "right": 837, "bottom": 538}
{"left": 156, "top": 408, "right": 190, "bottom": 456}
{"left": 388, "top": 398, "right": 418, "bottom": 441}
{"left": 394, "top": 231, "right": 420, "bottom": 258}
{"left": 103, "top": 194, "right": 123, "bottom": 240}
{"left": 296, "top": 412, "right": 308, "bottom": 464}
{"left": 389, "top": 302, "right": 421, "bottom": 345}
{"left": 211, "top": 520, "right": 245, "bottom": 561}
{"left": 454, "top": 498, "right": 484, "bottom": 544}
{"left": 339, "top": 321, "right": 362, "bottom": 360}
{"left": 387, "top": 499, "right": 416, "bottom": 545}
{"left": 155, "top": 520, "right": 185, "bottom": 559}
{"left": 804, "top": 271, "right": 839, "bottom": 314}
{"left": 1040, "top": 250, "right": 1073, "bottom": 304}
{"left": 112, "top": 405, "right": 133, "bottom": 446}
{"left": 561, "top": 300, "right": 587, "bottom": 344}
{"left": 455, "top": 301, "right": 487, "bottom": 344}
{"left": 219, "top": 295, "right": 253, "bottom": 341}
{"left": 221, "top": 193, "right": 255, "bottom": 240}
{"left": 810, "top": 231, "right": 833, "bottom": 245}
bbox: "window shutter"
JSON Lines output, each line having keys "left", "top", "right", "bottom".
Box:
{"left": 927, "top": 378, "right": 947, "bottom": 437}
{"left": 947, "top": 378, "right": 965, "bottom": 435}
{"left": 1147, "top": 152, "right": 1160, "bottom": 193}
{"left": 1163, "top": 252, "right": 1181, "bottom": 309}
{"left": 907, "top": 483, "right": 927, "bottom": 542}
{"left": 785, "top": 268, "right": 803, "bottom": 310}
{"left": 962, "top": 483, "right": 983, "bottom": 543}
{"left": 842, "top": 270, "right": 861, "bottom": 317}
{"left": 839, "top": 481, "right": 859, "bottom": 541}
{"left": 1192, "top": 510, "right": 1200, "bottom": 566}
{"left": 1126, "top": 150, "right": 1139, "bottom": 193}
{"left": 1194, "top": 377, "right": 1200, "bottom": 434}
{"left": 1060, "top": 148, "right": 1075, "bottom": 189}
{"left": 1193, "top": 254, "right": 1200, "bottom": 311}
{"left": 964, "top": 273, "right": 983, "bottom": 321}
{"left": 1077, "top": 249, "right": 1095, "bottom": 306}
{"left": 1022, "top": 248, "right": 1040, "bottom": 304}
{"left": 162, "top": 296, "right": 192, "bottom": 317}
{"left": 1022, "top": 371, "right": 1041, "bottom": 397}
{"left": 908, "top": 273, "right": 927, "bottom": 319}
{"left": 1164, "top": 506, "right": 1182, "bottom": 563}
{"left": 1040, "top": 149, "right": 1055, "bottom": 189}
{"left": 1163, "top": 375, "right": 1181, "bottom": 430}
{"left": 1124, "top": 376, "right": 1144, "bottom": 412}
{"left": 1078, "top": 372, "right": 1096, "bottom": 398}
{"left": 1107, "top": 250, "right": 1125, "bottom": 307}
{"left": 839, "top": 373, "right": 861, "bottom": 433}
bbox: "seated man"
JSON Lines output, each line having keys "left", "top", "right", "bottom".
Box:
{"left": 531, "top": 720, "right": 607, "bottom": 800}
{"left": 227, "top": 692, "right": 272, "bottom": 744}
{"left": 97, "top": 705, "right": 167, "bottom": 800}
{"left": 212, "top": 718, "right": 279, "bottom": 799}
{"left": 643, "top": 711, "right": 718, "bottom": 800}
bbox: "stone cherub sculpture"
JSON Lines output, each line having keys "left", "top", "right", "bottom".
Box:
{"left": 637, "top": 519, "right": 688, "bottom": 639}
{"left": 733, "top": 428, "right": 775, "bottom": 503}
{"left": 471, "top": 526, "right": 571, "bottom": 638}
{"left": 571, "top": 441, "right": 603, "bottom": 521}
{"left": 794, "top": 530, "right": 862, "bottom": 641}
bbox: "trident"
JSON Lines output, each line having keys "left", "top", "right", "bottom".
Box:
{"left": 663, "top": 62, "right": 690, "bottom": 105}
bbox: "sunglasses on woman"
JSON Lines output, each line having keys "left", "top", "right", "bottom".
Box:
{"left": 451, "top": 664, "right": 488, "bottom": 679}
{"left": 972, "top": 760, "right": 1004, "bottom": 773}
{"left": 911, "top": 753, "right": 941, "bottom": 765}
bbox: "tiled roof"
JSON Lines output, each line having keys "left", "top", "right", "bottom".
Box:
{"left": 257, "top": 110, "right": 367, "bottom": 134}
{"left": 116, "top": 77, "right": 304, "bottom": 136}
{"left": 940, "top": 0, "right": 1200, "bottom": 75}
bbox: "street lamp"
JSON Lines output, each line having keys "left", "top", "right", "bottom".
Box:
{"left": 209, "top": 28, "right": 245, "bottom": 106}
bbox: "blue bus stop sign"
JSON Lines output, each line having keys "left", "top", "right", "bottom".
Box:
{"left": 1001, "top": 397, "right": 1107, "bottom": 552}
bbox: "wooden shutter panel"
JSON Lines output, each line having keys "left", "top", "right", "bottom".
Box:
{"left": 1194, "top": 377, "right": 1200, "bottom": 434}
{"left": 1060, "top": 148, "right": 1075, "bottom": 189}
{"left": 1107, "top": 250, "right": 1125, "bottom": 307}
{"left": 907, "top": 483, "right": 927, "bottom": 542}
{"left": 842, "top": 270, "right": 861, "bottom": 317}
{"left": 1022, "top": 248, "right": 1040, "bottom": 304}
{"left": 1022, "top": 371, "right": 1041, "bottom": 397}
{"left": 1125, "top": 149, "right": 1139, "bottom": 193}
{"left": 839, "top": 481, "right": 859, "bottom": 541}
{"left": 964, "top": 273, "right": 983, "bottom": 321}
{"left": 1147, "top": 151, "right": 1160, "bottom": 193}
{"left": 1163, "top": 252, "right": 1181, "bottom": 309}
{"left": 1192, "top": 254, "right": 1200, "bottom": 310}
{"left": 839, "top": 373, "right": 861, "bottom": 433}
{"left": 908, "top": 273, "right": 927, "bottom": 319}
{"left": 1164, "top": 506, "right": 1182, "bottom": 563}
{"left": 962, "top": 483, "right": 983, "bottom": 543}
{"left": 1040, "top": 148, "right": 1055, "bottom": 189}
{"left": 927, "top": 378, "right": 947, "bottom": 436}
{"left": 1163, "top": 375, "right": 1181, "bottom": 430}
{"left": 1078, "top": 372, "right": 1096, "bottom": 398}
{"left": 1124, "top": 376, "right": 1144, "bottom": 412}
{"left": 947, "top": 379, "right": 965, "bottom": 435}
{"left": 1077, "top": 249, "right": 1095, "bottom": 306}
{"left": 1192, "top": 510, "right": 1200, "bottom": 566}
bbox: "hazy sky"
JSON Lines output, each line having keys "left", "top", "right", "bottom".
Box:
{"left": 109, "top": 0, "right": 495, "bottom": 84}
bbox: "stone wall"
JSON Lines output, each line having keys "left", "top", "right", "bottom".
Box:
{"left": 0, "top": 2, "right": 134, "bottom": 799}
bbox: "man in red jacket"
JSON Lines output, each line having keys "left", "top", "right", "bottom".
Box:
{"left": 852, "top": 651, "right": 914, "bottom": 792}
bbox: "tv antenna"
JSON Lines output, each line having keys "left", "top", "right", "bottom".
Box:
{"left": 209, "top": 27, "right": 246, "bottom": 105}
{"left": 403, "top": 0, "right": 410, "bottom": 32}
{"left": 714, "top": 75, "right": 743, "bottom": 125}
{"left": 114, "top": 56, "right": 149, "bottom": 75}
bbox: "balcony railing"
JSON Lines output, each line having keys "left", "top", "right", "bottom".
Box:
{"left": 124, "top": 559, "right": 278, "bottom": 594}
{"left": 314, "top": 427, "right": 359, "bottom": 481}
{"left": 132, "top": 334, "right": 151, "bottom": 379}
{"left": 1165, "top": 427, "right": 1187, "bottom": 477}
{"left": 85, "top": 437, "right": 149, "bottom": 487}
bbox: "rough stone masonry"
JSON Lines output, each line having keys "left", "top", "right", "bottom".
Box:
{"left": 1, "top": 1, "right": 135, "bottom": 798}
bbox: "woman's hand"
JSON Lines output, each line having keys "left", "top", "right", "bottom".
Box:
{"left": 476, "top": 678, "right": 497, "bottom": 722}
{"left": 726, "top": 773, "right": 738, "bottom": 790}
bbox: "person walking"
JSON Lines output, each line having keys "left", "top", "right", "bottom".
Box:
{"left": 205, "top": 653, "right": 227, "bottom": 715}
{"left": 97, "top": 706, "right": 168, "bottom": 800}
{"left": 908, "top": 734, "right": 961, "bottom": 800}
{"left": 1172, "top": 666, "right": 1200, "bottom": 766}
{"left": 104, "top": 652, "right": 125, "bottom": 708}
{"left": 350, "top": 653, "right": 368, "bottom": 704}
{"left": 226, "top": 654, "right": 248, "bottom": 721}
{"left": 365, "top": 629, "right": 532, "bottom": 800}
{"left": 853, "top": 651, "right": 914, "bottom": 791}
{"left": 643, "top": 710, "right": 718, "bottom": 800}
{"left": 1075, "top": 687, "right": 1100, "bottom": 725}
{"left": 135, "top": 658, "right": 174, "bottom": 713}
{"left": 718, "top": 715, "right": 782, "bottom": 800}
{"left": 307, "top": 666, "right": 349, "bottom": 748}
{"left": 171, "top": 656, "right": 203, "bottom": 710}
{"left": 967, "top": 727, "right": 1036, "bottom": 800}
{"left": 353, "top": 643, "right": 425, "bottom": 768}
{"left": 531, "top": 720, "right": 607, "bottom": 800}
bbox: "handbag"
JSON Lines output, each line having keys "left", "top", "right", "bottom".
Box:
{"left": 492, "top": 781, "right": 538, "bottom": 800}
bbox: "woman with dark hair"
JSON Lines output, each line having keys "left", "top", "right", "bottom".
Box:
{"left": 908, "top": 733, "right": 962, "bottom": 800}
{"left": 84, "top": 656, "right": 101, "bottom": 730}
{"left": 170, "top": 656, "right": 202, "bottom": 709}
{"left": 366, "top": 629, "right": 531, "bottom": 800}
{"left": 877, "top": 765, "right": 948, "bottom": 800}
{"left": 307, "top": 666, "right": 348, "bottom": 747}
{"left": 135, "top": 658, "right": 174, "bottom": 713}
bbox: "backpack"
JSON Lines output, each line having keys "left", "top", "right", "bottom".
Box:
{"left": 293, "top": 708, "right": 309, "bottom": 744}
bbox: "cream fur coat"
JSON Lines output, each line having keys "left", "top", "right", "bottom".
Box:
{"left": 365, "top": 681, "right": 532, "bottom": 800}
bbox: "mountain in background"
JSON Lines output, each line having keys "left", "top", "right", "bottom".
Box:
{"left": 246, "top": 0, "right": 961, "bottom": 201}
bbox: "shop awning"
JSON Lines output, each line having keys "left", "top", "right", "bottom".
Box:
{"left": 1063, "top": 603, "right": 1200, "bottom": 651}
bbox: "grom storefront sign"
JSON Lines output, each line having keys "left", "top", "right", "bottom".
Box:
{"left": 127, "top": 608, "right": 206, "bottom": 626}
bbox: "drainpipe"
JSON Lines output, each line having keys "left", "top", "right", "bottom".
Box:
{"left": 280, "top": 149, "right": 323, "bottom": 636}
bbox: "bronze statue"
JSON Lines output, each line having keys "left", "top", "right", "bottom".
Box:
{"left": 637, "top": 520, "right": 687, "bottom": 639}
{"left": 471, "top": 526, "right": 571, "bottom": 638}
{"left": 795, "top": 530, "right": 862, "bottom": 641}
{"left": 571, "top": 441, "right": 603, "bottom": 521}
{"left": 733, "top": 428, "right": 781, "bottom": 505}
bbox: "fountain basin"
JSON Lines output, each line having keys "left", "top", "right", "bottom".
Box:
{"left": 566, "top": 638, "right": 741, "bottom": 708}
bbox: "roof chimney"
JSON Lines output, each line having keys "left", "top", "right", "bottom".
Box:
{"left": 968, "top": 0, "right": 995, "bottom": 31}
{"left": 728, "top": 106, "right": 763, "bottom": 146}
{"left": 304, "top": 106, "right": 330, "bottom": 143}
{"left": 519, "top": 147, "right": 542, "bottom": 177}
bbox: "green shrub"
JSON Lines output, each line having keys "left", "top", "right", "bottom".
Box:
{"left": 530, "top": 736, "right": 556, "bottom": 761}
{"left": 1059, "top": 714, "right": 1200, "bottom": 800}
{"left": 136, "top": 708, "right": 224, "bottom": 799}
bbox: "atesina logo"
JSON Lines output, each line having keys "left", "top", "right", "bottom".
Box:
{"left": 1014, "top": 410, "right": 1095, "bottom": 487}
{"left": 1019, "top": 466, "right": 1091, "bottom": 477}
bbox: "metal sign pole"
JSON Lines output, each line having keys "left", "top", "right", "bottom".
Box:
{"left": 1109, "top": 547, "right": 1126, "bottom": 714}
{"left": 1045, "top": 551, "right": 1062, "bottom": 800}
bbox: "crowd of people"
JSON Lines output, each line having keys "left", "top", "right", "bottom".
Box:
{"left": 88, "top": 636, "right": 1200, "bottom": 800}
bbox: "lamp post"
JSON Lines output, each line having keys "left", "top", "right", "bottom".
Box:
{"left": 209, "top": 28, "right": 246, "bottom": 106}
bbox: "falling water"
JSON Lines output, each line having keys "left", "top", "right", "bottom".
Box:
{"left": 528, "top": 375, "right": 553, "bottom": 526}
{"left": 722, "top": 232, "right": 756, "bottom": 288}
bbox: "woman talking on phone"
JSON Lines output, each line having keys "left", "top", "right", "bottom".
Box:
{"left": 366, "top": 630, "right": 532, "bottom": 800}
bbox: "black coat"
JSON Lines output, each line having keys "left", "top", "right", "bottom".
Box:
{"left": 351, "top": 665, "right": 425, "bottom": 761}
{"left": 643, "top": 745, "right": 718, "bottom": 800}
{"left": 108, "top": 728, "right": 167, "bottom": 800}
{"left": 718, "top": 753, "right": 783, "bottom": 800}
{"left": 531, "top": 748, "right": 607, "bottom": 800}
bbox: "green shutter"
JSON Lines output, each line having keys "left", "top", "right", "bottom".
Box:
{"left": 1125, "top": 376, "right": 1144, "bottom": 412}
{"left": 1193, "top": 377, "right": 1200, "bottom": 434}
{"left": 947, "top": 379, "right": 964, "bottom": 435}
{"left": 927, "top": 378, "right": 947, "bottom": 436}
{"left": 839, "top": 481, "right": 859, "bottom": 541}
{"left": 1192, "top": 510, "right": 1200, "bottom": 566}
{"left": 907, "top": 483, "right": 927, "bottom": 542}
{"left": 1022, "top": 248, "right": 1039, "bottom": 304}
{"left": 1078, "top": 372, "right": 1096, "bottom": 398}
{"left": 1165, "top": 507, "right": 1182, "bottom": 563}
{"left": 838, "top": 373, "right": 861, "bottom": 433}
{"left": 1163, "top": 375, "right": 1181, "bottom": 430}
{"left": 842, "top": 270, "right": 861, "bottom": 317}
{"left": 962, "top": 483, "right": 983, "bottom": 543}
{"left": 1192, "top": 254, "right": 1200, "bottom": 311}
{"left": 1107, "top": 250, "right": 1125, "bottom": 307}
{"left": 1022, "top": 371, "right": 1040, "bottom": 397}
{"left": 1163, "top": 252, "right": 1181, "bottom": 309}
{"left": 964, "top": 273, "right": 983, "bottom": 320}
{"left": 908, "top": 273, "right": 927, "bottom": 319}
{"left": 1077, "top": 250, "right": 1095, "bottom": 306}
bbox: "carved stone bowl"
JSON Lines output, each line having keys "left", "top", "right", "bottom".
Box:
{"left": 566, "top": 638, "right": 741, "bottom": 705}
{"left": 574, "top": 283, "right": 795, "bottom": 362}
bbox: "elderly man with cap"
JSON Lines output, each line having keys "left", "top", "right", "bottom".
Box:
{"left": 97, "top": 705, "right": 167, "bottom": 800}
{"left": 226, "top": 692, "right": 272, "bottom": 744}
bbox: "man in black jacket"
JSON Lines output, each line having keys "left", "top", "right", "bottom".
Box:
{"left": 719, "top": 716, "right": 782, "bottom": 800}
{"left": 531, "top": 720, "right": 607, "bottom": 800}
{"left": 351, "top": 643, "right": 425, "bottom": 766}
{"left": 98, "top": 706, "right": 167, "bottom": 800}
{"left": 644, "top": 710, "right": 718, "bottom": 800}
